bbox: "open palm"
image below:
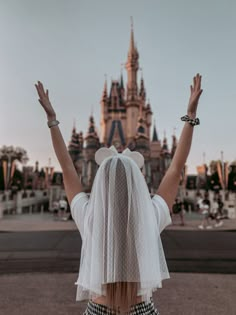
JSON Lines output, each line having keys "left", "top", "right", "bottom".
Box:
{"left": 35, "top": 81, "right": 56, "bottom": 120}
{"left": 187, "top": 73, "right": 203, "bottom": 116}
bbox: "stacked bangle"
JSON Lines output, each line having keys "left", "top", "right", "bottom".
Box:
{"left": 181, "top": 115, "right": 200, "bottom": 126}
{"left": 47, "top": 119, "right": 60, "bottom": 128}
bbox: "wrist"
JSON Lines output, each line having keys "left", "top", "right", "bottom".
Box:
{"left": 47, "top": 114, "right": 56, "bottom": 121}
{"left": 187, "top": 112, "right": 196, "bottom": 119}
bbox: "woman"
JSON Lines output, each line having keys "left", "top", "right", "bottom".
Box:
{"left": 35, "top": 73, "right": 202, "bottom": 314}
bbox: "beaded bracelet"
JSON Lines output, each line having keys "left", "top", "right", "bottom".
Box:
{"left": 181, "top": 115, "right": 200, "bottom": 126}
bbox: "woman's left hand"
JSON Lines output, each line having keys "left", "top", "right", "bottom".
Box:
{"left": 35, "top": 81, "right": 56, "bottom": 120}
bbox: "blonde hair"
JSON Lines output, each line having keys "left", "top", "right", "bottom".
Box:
{"left": 103, "top": 282, "right": 140, "bottom": 314}
{"left": 100, "top": 158, "right": 141, "bottom": 313}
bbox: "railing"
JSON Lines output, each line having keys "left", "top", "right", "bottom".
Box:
{"left": 0, "top": 190, "right": 49, "bottom": 218}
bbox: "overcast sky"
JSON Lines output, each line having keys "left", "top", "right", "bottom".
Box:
{"left": 1, "top": 0, "right": 235, "bottom": 174}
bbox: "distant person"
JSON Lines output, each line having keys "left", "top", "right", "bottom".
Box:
{"left": 58, "top": 196, "right": 68, "bottom": 220}
{"left": 203, "top": 195, "right": 211, "bottom": 211}
{"left": 180, "top": 201, "right": 186, "bottom": 226}
{"left": 52, "top": 199, "right": 59, "bottom": 219}
{"left": 196, "top": 193, "right": 203, "bottom": 212}
{"left": 35, "top": 73, "right": 203, "bottom": 314}
{"left": 210, "top": 197, "right": 219, "bottom": 221}
{"left": 198, "top": 199, "right": 212, "bottom": 229}
{"left": 215, "top": 195, "right": 224, "bottom": 227}
{"left": 172, "top": 197, "right": 185, "bottom": 226}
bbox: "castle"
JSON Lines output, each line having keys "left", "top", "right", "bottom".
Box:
{"left": 68, "top": 26, "right": 177, "bottom": 193}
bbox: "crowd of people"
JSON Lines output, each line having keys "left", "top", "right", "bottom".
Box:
{"left": 51, "top": 193, "right": 226, "bottom": 228}
{"left": 171, "top": 193, "right": 225, "bottom": 229}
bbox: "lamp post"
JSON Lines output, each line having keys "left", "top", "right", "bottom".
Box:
{"left": 220, "top": 151, "right": 225, "bottom": 202}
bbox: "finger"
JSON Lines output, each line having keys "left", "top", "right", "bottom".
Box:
{"left": 46, "top": 89, "right": 49, "bottom": 97}
{"left": 35, "top": 84, "right": 39, "bottom": 93}
{"left": 199, "top": 75, "right": 202, "bottom": 89}
{"left": 38, "top": 81, "right": 46, "bottom": 95}
{"left": 193, "top": 76, "right": 197, "bottom": 89}
{"left": 38, "top": 81, "right": 44, "bottom": 92}
{"left": 35, "top": 84, "right": 43, "bottom": 98}
{"left": 37, "top": 81, "right": 43, "bottom": 93}
{"left": 197, "top": 75, "right": 201, "bottom": 91}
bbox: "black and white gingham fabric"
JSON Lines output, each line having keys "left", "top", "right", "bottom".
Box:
{"left": 83, "top": 297, "right": 160, "bottom": 315}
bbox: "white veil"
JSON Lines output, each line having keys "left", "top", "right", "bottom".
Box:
{"left": 75, "top": 146, "right": 170, "bottom": 302}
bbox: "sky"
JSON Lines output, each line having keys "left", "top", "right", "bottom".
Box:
{"left": 0, "top": 0, "right": 236, "bottom": 174}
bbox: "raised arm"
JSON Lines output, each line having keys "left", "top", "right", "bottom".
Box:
{"left": 157, "top": 74, "right": 203, "bottom": 212}
{"left": 35, "top": 81, "right": 83, "bottom": 204}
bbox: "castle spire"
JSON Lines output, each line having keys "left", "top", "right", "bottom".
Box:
{"left": 162, "top": 131, "right": 169, "bottom": 152}
{"left": 129, "top": 17, "right": 136, "bottom": 56}
{"left": 88, "top": 115, "right": 95, "bottom": 134}
{"left": 85, "top": 115, "right": 100, "bottom": 151}
{"left": 120, "top": 71, "right": 124, "bottom": 90}
{"left": 139, "top": 71, "right": 146, "bottom": 101}
{"left": 73, "top": 118, "right": 76, "bottom": 132}
{"left": 102, "top": 76, "right": 107, "bottom": 101}
{"left": 125, "top": 17, "right": 139, "bottom": 101}
{"left": 152, "top": 120, "right": 159, "bottom": 142}
{"left": 171, "top": 134, "right": 177, "bottom": 157}
{"left": 68, "top": 121, "right": 81, "bottom": 162}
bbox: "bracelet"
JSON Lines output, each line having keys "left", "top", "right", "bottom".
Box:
{"left": 47, "top": 119, "right": 60, "bottom": 128}
{"left": 181, "top": 115, "right": 200, "bottom": 126}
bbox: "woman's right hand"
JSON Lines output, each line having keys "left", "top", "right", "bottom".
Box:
{"left": 35, "top": 81, "right": 56, "bottom": 120}
{"left": 187, "top": 73, "right": 203, "bottom": 118}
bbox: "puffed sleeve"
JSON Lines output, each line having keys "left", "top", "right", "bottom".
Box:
{"left": 70, "top": 192, "right": 89, "bottom": 240}
{"left": 152, "top": 194, "right": 172, "bottom": 233}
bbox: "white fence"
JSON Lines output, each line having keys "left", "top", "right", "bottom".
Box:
{"left": 0, "top": 190, "right": 49, "bottom": 218}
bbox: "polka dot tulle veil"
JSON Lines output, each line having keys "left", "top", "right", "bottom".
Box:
{"left": 70, "top": 149, "right": 172, "bottom": 303}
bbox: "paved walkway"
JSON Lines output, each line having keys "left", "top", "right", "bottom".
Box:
{"left": 0, "top": 213, "right": 236, "bottom": 314}
{"left": 0, "top": 272, "right": 235, "bottom": 315}
{"left": 0, "top": 211, "right": 235, "bottom": 232}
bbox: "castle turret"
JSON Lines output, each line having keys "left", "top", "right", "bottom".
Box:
{"left": 150, "top": 121, "right": 162, "bottom": 160}
{"left": 120, "top": 72, "right": 125, "bottom": 100}
{"left": 150, "top": 121, "right": 162, "bottom": 191}
{"left": 100, "top": 80, "right": 108, "bottom": 144}
{"left": 135, "top": 105, "right": 151, "bottom": 188}
{"left": 126, "top": 25, "right": 140, "bottom": 143}
{"left": 68, "top": 122, "right": 81, "bottom": 163}
{"left": 145, "top": 101, "right": 152, "bottom": 139}
{"left": 84, "top": 115, "right": 100, "bottom": 150}
{"left": 139, "top": 76, "right": 146, "bottom": 101}
{"left": 135, "top": 104, "right": 149, "bottom": 156}
{"left": 125, "top": 24, "right": 139, "bottom": 101}
{"left": 171, "top": 134, "right": 177, "bottom": 158}
{"left": 161, "top": 132, "right": 172, "bottom": 171}
{"left": 84, "top": 115, "right": 100, "bottom": 190}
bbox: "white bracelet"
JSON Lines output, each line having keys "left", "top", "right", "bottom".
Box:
{"left": 47, "top": 120, "right": 60, "bottom": 128}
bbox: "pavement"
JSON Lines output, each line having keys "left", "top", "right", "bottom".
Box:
{"left": 0, "top": 212, "right": 236, "bottom": 314}
{"left": 0, "top": 212, "right": 236, "bottom": 274}
{"left": 0, "top": 211, "right": 235, "bottom": 232}
{"left": 0, "top": 272, "right": 236, "bottom": 315}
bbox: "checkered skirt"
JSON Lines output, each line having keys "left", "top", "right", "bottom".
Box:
{"left": 83, "top": 297, "right": 160, "bottom": 315}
